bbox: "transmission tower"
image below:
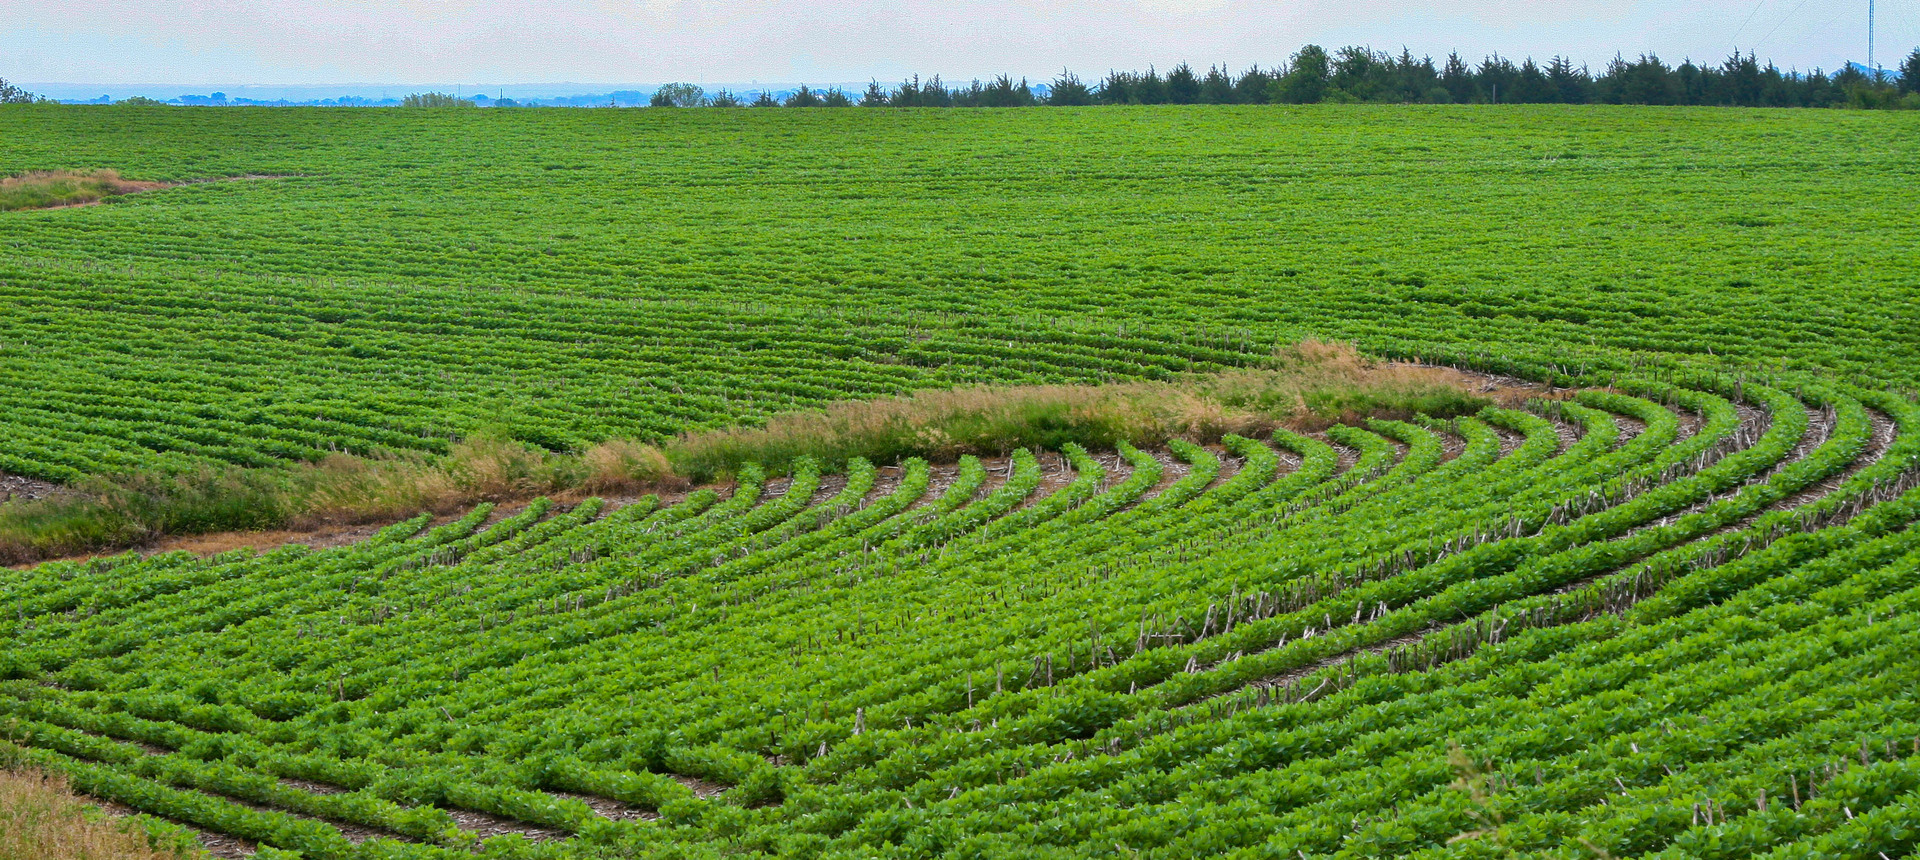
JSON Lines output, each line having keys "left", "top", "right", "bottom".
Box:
{"left": 1868, "top": 0, "right": 1876, "bottom": 80}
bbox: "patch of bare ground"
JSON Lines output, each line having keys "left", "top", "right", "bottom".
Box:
{"left": 1329, "top": 439, "right": 1363, "bottom": 475}
{"left": 440, "top": 806, "right": 567, "bottom": 844}
{"left": 276, "top": 777, "right": 345, "bottom": 796}
{"left": 1550, "top": 415, "right": 1583, "bottom": 453}
{"left": 1008, "top": 449, "right": 1097, "bottom": 511}
{"left": 1205, "top": 446, "right": 1244, "bottom": 489}
{"left": 553, "top": 791, "right": 658, "bottom": 822}
{"left": 2, "top": 472, "right": 72, "bottom": 504}
{"left": 1614, "top": 415, "right": 1649, "bottom": 448}
{"left": 808, "top": 473, "right": 850, "bottom": 505}
{"left": 861, "top": 465, "right": 908, "bottom": 505}
{"left": 909, "top": 460, "right": 1006, "bottom": 513}
{"left": 670, "top": 773, "right": 731, "bottom": 799}
{"left": 1140, "top": 448, "right": 1193, "bottom": 496}
{"left": 1396, "top": 363, "right": 1569, "bottom": 410}
{"left": 1489, "top": 424, "right": 1525, "bottom": 458}
{"left": 1437, "top": 426, "right": 1469, "bottom": 462}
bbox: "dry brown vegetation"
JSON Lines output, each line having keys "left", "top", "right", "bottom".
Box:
{"left": 5, "top": 342, "right": 1525, "bottom": 565}
{"left": 663, "top": 341, "right": 1504, "bottom": 479}
{"left": 0, "top": 169, "right": 170, "bottom": 211}
{"left": 0, "top": 765, "right": 202, "bottom": 860}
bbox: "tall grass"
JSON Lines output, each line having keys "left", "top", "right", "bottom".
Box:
{"left": 0, "top": 749, "right": 203, "bottom": 859}
{"left": 0, "top": 170, "right": 168, "bottom": 211}
{"left": 663, "top": 341, "right": 1492, "bottom": 479}
{"left": 1, "top": 342, "right": 1495, "bottom": 563}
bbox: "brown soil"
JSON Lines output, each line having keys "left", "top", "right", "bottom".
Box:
{"left": 440, "top": 806, "right": 567, "bottom": 845}
{"left": 1, "top": 472, "right": 71, "bottom": 503}
{"left": 554, "top": 791, "right": 659, "bottom": 822}
{"left": 670, "top": 773, "right": 732, "bottom": 799}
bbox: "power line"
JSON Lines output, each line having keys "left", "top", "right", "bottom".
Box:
{"left": 1755, "top": 0, "right": 1817, "bottom": 51}
{"left": 1733, "top": 0, "right": 1770, "bottom": 45}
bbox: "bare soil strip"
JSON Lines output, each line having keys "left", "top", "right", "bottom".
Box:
{"left": 554, "top": 790, "right": 659, "bottom": 822}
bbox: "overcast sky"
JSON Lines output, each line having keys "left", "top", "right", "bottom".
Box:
{"left": 5, "top": 0, "right": 1916, "bottom": 87}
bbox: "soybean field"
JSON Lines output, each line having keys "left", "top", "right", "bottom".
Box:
{"left": 2, "top": 104, "right": 1920, "bottom": 858}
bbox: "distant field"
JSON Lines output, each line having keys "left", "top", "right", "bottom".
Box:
{"left": 3, "top": 105, "right": 1920, "bottom": 859}
{"left": 0, "top": 105, "right": 1915, "bottom": 480}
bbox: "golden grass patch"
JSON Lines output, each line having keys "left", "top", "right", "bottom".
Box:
{"left": 0, "top": 766, "right": 201, "bottom": 860}
{"left": 0, "top": 169, "right": 169, "bottom": 211}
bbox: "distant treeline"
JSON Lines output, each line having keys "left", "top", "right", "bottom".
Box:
{"left": 646, "top": 46, "right": 1920, "bottom": 110}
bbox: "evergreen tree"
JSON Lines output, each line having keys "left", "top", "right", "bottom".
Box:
{"left": 1721, "top": 51, "right": 1763, "bottom": 105}
{"left": 1901, "top": 48, "right": 1920, "bottom": 94}
{"left": 893, "top": 76, "right": 924, "bottom": 108}
{"left": 1047, "top": 70, "right": 1094, "bottom": 106}
{"left": 783, "top": 85, "right": 822, "bottom": 107}
{"left": 1479, "top": 55, "right": 1518, "bottom": 103}
{"left": 860, "top": 81, "right": 890, "bottom": 106}
{"left": 1441, "top": 53, "right": 1478, "bottom": 103}
{"left": 1389, "top": 49, "right": 1442, "bottom": 102}
{"left": 821, "top": 88, "right": 853, "bottom": 107}
{"left": 708, "top": 90, "right": 742, "bottom": 107}
{"left": 1200, "top": 65, "right": 1236, "bottom": 103}
{"left": 1513, "top": 58, "right": 1555, "bottom": 102}
{"left": 1674, "top": 59, "right": 1708, "bottom": 105}
{"left": 1546, "top": 56, "right": 1591, "bottom": 103}
{"left": 1166, "top": 63, "right": 1201, "bottom": 103}
{"left": 751, "top": 90, "right": 780, "bottom": 107}
{"left": 1234, "top": 66, "right": 1275, "bottom": 104}
{"left": 981, "top": 75, "right": 1035, "bottom": 107}
{"left": 919, "top": 76, "right": 955, "bottom": 107}
{"left": 1759, "top": 62, "right": 1795, "bottom": 107}
{"left": 1599, "top": 53, "right": 1678, "bottom": 105}
{"left": 1133, "top": 67, "right": 1169, "bottom": 104}
{"left": 1272, "top": 45, "right": 1330, "bottom": 103}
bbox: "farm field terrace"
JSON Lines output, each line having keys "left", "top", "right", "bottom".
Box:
{"left": 1, "top": 104, "right": 1920, "bottom": 858}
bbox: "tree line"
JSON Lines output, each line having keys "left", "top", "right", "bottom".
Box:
{"left": 648, "top": 45, "right": 1920, "bottom": 109}
{"left": 12, "top": 45, "right": 1920, "bottom": 110}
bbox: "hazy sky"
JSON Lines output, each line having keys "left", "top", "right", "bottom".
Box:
{"left": 5, "top": 0, "right": 1916, "bottom": 86}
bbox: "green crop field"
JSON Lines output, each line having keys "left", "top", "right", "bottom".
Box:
{"left": 2, "top": 104, "right": 1920, "bottom": 858}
